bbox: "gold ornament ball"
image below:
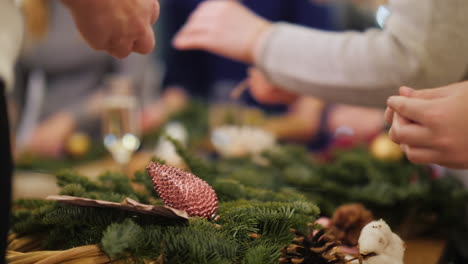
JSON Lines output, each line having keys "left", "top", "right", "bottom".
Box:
{"left": 66, "top": 133, "right": 91, "bottom": 158}
{"left": 370, "top": 133, "right": 404, "bottom": 162}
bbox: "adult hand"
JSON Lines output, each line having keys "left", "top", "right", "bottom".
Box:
{"left": 61, "top": 0, "right": 159, "bottom": 59}
{"left": 387, "top": 82, "right": 468, "bottom": 168}
{"left": 247, "top": 68, "right": 298, "bottom": 104}
{"left": 173, "top": 0, "right": 272, "bottom": 64}
{"left": 27, "top": 112, "right": 76, "bottom": 158}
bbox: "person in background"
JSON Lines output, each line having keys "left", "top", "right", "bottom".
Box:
{"left": 0, "top": 0, "right": 159, "bottom": 263}
{"left": 247, "top": 67, "right": 384, "bottom": 146}
{"left": 161, "top": 0, "right": 333, "bottom": 101}
{"left": 11, "top": 0, "right": 165, "bottom": 158}
{"left": 173, "top": 0, "right": 468, "bottom": 107}
{"left": 162, "top": 0, "right": 385, "bottom": 149}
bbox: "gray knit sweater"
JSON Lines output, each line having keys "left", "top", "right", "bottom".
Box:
{"left": 256, "top": 0, "right": 468, "bottom": 107}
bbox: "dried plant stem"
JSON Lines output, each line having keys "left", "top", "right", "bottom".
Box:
{"left": 230, "top": 79, "right": 249, "bottom": 99}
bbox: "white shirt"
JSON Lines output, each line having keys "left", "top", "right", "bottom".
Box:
{"left": 0, "top": 0, "right": 23, "bottom": 92}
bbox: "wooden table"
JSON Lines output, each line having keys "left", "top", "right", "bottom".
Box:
{"left": 12, "top": 153, "right": 446, "bottom": 264}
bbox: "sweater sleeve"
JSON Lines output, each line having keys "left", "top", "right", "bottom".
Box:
{"left": 256, "top": 0, "right": 468, "bottom": 107}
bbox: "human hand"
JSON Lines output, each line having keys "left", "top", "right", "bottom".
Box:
{"left": 387, "top": 82, "right": 468, "bottom": 168}
{"left": 173, "top": 0, "right": 272, "bottom": 64}
{"left": 61, "top": 0, "right": 159, "bottom": 59}
{"left": 247, "top": 68, "right": 298, "bottom": 104}
{"left": 328, "top": 105, "right": 384, "bottom": 141}
{"left": 27, "top": 112, "right": 76, "bottom": 158}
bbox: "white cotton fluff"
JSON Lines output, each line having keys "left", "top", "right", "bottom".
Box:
{"left": 154, "top": 122, "right": 188, "bottom": 167}
{"left": 211, "top": 126, "right": 276, "bottom": 158}
{"left": 359, "top": 219, "right": 405, "bottom": 264}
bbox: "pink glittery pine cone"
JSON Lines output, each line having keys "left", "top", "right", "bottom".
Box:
{"left": 146, "top": 162, "right": 218, "bottom": 219}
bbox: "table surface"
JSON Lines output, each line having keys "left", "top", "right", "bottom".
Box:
{"left": 12, "top": 153, "right": 446, "bottom": 264}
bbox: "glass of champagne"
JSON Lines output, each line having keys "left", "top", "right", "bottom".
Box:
{"left": 102, "top": 76, "right": 141, "bottom": 173}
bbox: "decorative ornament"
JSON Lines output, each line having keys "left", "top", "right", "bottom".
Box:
{"left": 146, "top": 162, "right": 218, "bottom": 219}
{"left": 65, "top": 132, "right": 91, "bottom": 158}
{"left": 369, "top": 133, "right": 404, "bottom": 162}
{"left": 329, "top": 203, "right": 374, "bottom": 247}
{"left": 359, "top": 219, "right": 405, "bottom": 264}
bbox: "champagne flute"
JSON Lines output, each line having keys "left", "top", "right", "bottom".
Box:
{"left": 102, "top": 76, "right": 141, "bottom": 173}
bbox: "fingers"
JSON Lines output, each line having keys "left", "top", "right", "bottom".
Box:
{"left": 387, "top": 96, "right": 431, "bottom": 124}
{"left": 131, "top": 0, "right": 159, "bottom": 55}
{"left": 398, "top": 86, "right": 414, "bottom": 96}
{"left": 402, "top": 145, "right": 441, "bottom": 165}
{"left": 400, "top": 86, "right": 450, "bottom": 100}
{"left": 108, "top": 38, "right": 134, "bottom": 59}
{"left": 384, "top": 107, "right": 394, "bottom": 126}
{"left": 402, "top": 144, "right": 466, "bottom": 168}
{"left": 133, "top": 28, "right": 155, "bottom": 54}
{"left": 150, "top": 0, "right": 160, "bottom": 24}
{"left": 173, "top": 9, "right": 215, "bottom": 51}
{"left": 173, "top": 28, "right": 210, "bottom": 50}
{"left": 389, "top": 114, "right": 433, "bottom": 147}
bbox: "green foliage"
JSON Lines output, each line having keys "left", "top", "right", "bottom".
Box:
{"left": 12, "top": 156, "right": 319, "bottom": 263}
{"left": 213, "top": 179, "right": 247, "bottom": 202}
{"left": 242, "top": 244, "right": 281, "bottom": 264}
{"left": 56, "top": 170, "right": 103, "bottom": 191}
{"left": 169, "top": 100, "right": 209, "bottom": 145}
{"left": 12, "top": 136, "right": 468, "bottom": 262}
{"left": 166, "top": 135, "right": 218, "bottom": 184}
{"left": 15, "top": 144, "right": 107, "bottom": 172}
{"left": 101, "top": 219, "right": 145, "bottom": 259}
{"left": 265, "top": 145, "right": 468, "bottom": 234}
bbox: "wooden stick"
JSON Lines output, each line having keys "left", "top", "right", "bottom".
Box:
{"left": 230, "top": 79, "right": 249, "bottom": 100}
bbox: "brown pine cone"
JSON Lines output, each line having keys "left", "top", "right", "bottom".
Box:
{"left": 146, "top": 162, "right": 218, "bottom": 219}
{"left": 329, "top": 203, "right": 374, "bottom": 247}
{"left": 280, "top": 226, "right": 349, "bottom": 264}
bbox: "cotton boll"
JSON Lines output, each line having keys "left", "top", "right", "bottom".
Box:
{"left": 211, "top": 125, "right": 276, "bottom": 157}
{"left": 359, "top": 219, "right": 392, "bottom": 255}
{"left": 154, "top": 122, "right": 188, "bottom": 167}
{"left": 359, "top": 219, "right": 405, "bottom": 264}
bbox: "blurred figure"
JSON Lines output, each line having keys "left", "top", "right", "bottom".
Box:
{"left": 161, "top": 0, "right": 383, "bottom": 149}
{"left": 11, "top": 0, "right": 163, "bottom": 158}
{"left": 247, "top": 68, "right": 384, "bottom": 146}
{"left": 174, "top": 0, "right": 468, "bottom": 107}
{"left": 161, "top": 0, "right": 333, "bottom": 101}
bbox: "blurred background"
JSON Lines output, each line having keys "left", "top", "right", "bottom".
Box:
{"left": 7, "top": 1, "right": 468, "bottom": 263}
{"left": 9, "top": 0, "right": 386, "bottom": 164}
